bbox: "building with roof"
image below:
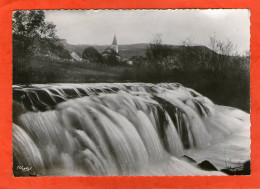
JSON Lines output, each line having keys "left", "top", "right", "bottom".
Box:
{"left": 102, "top": 35, "right": 120, "bottom": 58}
{"left": 111, "top": 35, "right": 119, "bottom": 53}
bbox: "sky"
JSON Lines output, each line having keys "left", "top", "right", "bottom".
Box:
{"left": 45, "top": 9, "right": 250, "bottom": 54}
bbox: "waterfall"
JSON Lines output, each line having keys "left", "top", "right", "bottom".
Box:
{"left": 12, "top": 83, "right": 250, "bottom": 176}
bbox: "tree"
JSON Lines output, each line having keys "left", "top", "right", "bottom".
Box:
{"left": 209, "top": 35, "right": 238, "bottom": 71}
{"left": 180, "top": 37, "right": 196, "bottom": 71}
{"left": 146, "top": 34, "right": 179, "bottom": 70}
{"left": 12, "top": 10, "right": 61, "bottom": 81}
{"left": 209, "top": 35, "right": 237, "bottom": 56}
{"left": 182, "top": 37, "right": 194, "bottom": 47}
{"left": 13, "top": 10, "right": 58, "bottom": 59}
{"left": 82, "top": 47, "right": 103, "bottom": 63}
{"left": 102, "top": 48, "right": 120, "bottom": 65}
{"left": 180, "top": 37, "right": 214, "bottom": 71}
{"left": 12, "top": 10, "right": 57, "bottom": 39}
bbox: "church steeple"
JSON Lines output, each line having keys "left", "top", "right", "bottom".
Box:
{"left": 111, "top": 35, "right": 118, "bottom": 53}
{"left": 112, "top": 35, "right": 117, "bottom": 45}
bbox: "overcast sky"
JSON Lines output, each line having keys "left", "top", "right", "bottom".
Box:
{"left": 45, "top": 9, "right": 250, "bottom": 54}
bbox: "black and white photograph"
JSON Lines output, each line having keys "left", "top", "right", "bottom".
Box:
{"left": 12, "top": 9, "right": 250, "bottom": 176}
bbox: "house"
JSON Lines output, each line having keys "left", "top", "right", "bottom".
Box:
{"left": 70, "top": 52, "right": 82, "bottom": 61}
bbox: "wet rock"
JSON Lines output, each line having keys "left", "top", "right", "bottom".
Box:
{"left": 180, "top": 155, "right": 197, "bottom": 164}
{"left": 221, "top": 160, "right": 250, "bottom": 175}
{"left": 198, "top": 160, "right": 218, "bottom": 171}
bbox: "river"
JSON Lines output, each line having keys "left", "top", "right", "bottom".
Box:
{"left": 12, "top": 83, "right": 250, "bottom": 176}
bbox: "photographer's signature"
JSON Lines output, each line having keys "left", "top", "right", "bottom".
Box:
{"left": 16, "top": 165, "right": 32, "bottom": 172}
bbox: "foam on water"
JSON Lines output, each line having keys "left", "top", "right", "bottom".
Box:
{"left": 13, "top": 83, "right": 250, "bottom": 176}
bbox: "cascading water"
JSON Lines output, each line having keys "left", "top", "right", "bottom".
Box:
{"left": 12, "top": 83, "right": 250, "bottom": 176}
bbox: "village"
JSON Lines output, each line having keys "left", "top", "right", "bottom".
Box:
{"left": 59, "top": 35, "right": 142, "bottom": 66}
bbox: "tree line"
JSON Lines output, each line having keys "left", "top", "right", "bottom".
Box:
{"left": 134, "top": 34, "right": 250, "bottom": 111}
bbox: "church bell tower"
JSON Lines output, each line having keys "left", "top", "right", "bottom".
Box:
{"left": 111, "top": 35, "right": 118, "bottom": 53}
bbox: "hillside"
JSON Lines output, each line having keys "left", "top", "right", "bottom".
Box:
{"left": 62, "top": 42, "right": 148, "bottom": 58}
{"left": 59, "top": 39, "right": 217, "bottom": 59}
{"left": 13, "top": 35, "right": 72, "bottom": 60}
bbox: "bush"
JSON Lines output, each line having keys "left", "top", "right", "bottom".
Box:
{"left": 82, "top": 47, "right": 103, "bottom": 63}
{"left": 102, "top": 48, "right": 120, "bottom": 65}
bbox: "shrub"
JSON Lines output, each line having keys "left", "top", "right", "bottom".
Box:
{"left": 82, "top": 47, "right": 103, "bottom": 63}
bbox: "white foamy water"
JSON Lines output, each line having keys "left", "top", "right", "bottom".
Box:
{"left": 12, "top": 83, "right": 250, "bottom": 176}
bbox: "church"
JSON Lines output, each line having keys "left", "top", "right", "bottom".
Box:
{"left": 101, "top": 35, "right": 120, "bottom": 60}
{"left": 111, "top": 35, "right": 119, "bottom": 53}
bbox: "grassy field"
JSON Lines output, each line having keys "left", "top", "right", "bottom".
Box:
{"left": 13, "top": 56, "right": 134, "bottom": 83}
